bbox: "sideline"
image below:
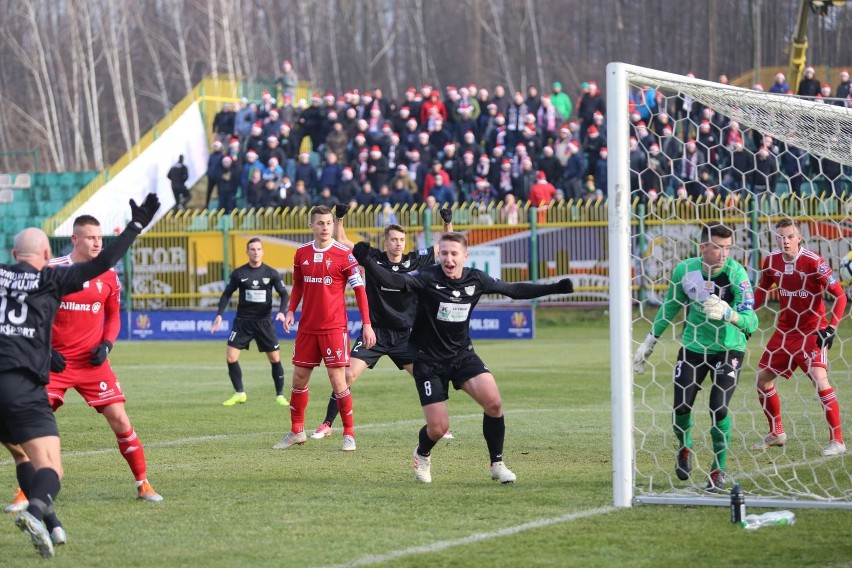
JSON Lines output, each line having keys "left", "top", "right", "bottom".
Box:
{"left": 314, "top": 507, "right": 616, "bottom": 568}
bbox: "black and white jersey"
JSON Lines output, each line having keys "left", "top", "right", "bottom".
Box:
{"left": 0, "top": 229, "right": 139, "bottom": 384}
{"left": 217, "top": 263, "right": 288, "bottom": 319}
{"left": 362, "top": 245, "right": 434, "bottom": 329}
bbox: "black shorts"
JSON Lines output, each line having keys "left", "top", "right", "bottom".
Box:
{"left": 228, "top": 317, "right": 280, "bottom": 352}
{"left": 0, "top": 370, "right": 60, "bottom": 445}
{"left": 351, "top": 328, "right": 414, "bottom": 370}
{"left": 412, "top": 349, "right": 489, "bottom": 406}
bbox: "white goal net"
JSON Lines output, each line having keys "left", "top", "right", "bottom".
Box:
{"left": 607, "top": 63, "right": 852, "bottom": 509}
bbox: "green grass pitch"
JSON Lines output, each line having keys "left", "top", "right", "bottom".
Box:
{"left": 1, "top": 310, "right": 849, "bottom": 566}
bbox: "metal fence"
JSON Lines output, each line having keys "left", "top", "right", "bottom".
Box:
{"left": 55, "top": 195, "right": 851, "bottom": 311}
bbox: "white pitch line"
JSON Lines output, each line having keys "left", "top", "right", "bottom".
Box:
{"left": 314, "top": 507, "right": 616, "bottom": 568}
{"left": 0, "top": 407, "right": 607, "bottom": 466}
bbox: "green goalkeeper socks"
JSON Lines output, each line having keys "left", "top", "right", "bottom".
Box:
{"left": 674, "top": 412, "right": 693, "bottom": 449}
{"left": 710, "top": 415, "right": 732, "bottom": 471}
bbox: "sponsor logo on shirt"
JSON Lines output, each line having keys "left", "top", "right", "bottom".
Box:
{"left": 304, "top": 276, "right": 333, "bottom": 285}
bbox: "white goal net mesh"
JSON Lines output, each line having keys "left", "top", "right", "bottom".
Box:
{"left": 624, "top": 68, "right": 852, "bottom": 507}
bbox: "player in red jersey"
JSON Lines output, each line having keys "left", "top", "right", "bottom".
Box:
{"left": 272, "top": 205, "right": 375, "bottom": 452}
{"left": 5, "top": 215, "right": 163, "bottom": 517}
{"left": 752, "top": 218, "right": 847, "bottom": 456}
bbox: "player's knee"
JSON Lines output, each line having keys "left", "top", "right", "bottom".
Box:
{"left": 481, "top": 397, "right": 503, "bottom": 417}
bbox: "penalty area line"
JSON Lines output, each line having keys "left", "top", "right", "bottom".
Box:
{"left": 314, "top": 506, "right": 616, "bottom": 568}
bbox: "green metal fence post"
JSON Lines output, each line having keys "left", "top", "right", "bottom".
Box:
{"left": 423, "top": 208, "right": 433, "bottom": 247}
{"left": 222, "top": 215, "right": 231, "bottom": 282}
{"left": 529, "top": 207, "right": 539, "bottom": 283}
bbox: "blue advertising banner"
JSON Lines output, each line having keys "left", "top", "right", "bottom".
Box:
{"left": 123, "top": 307, "right": 534, "bottom": 341}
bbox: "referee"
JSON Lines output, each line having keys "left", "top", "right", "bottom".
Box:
{"left": 0, "top": 194, "right": 159, "bottom": 558}
{"left": 212, "top": 237, "right": 290, "bottom": 406}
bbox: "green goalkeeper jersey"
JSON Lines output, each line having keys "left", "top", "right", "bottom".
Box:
{"left": 652, "top": 256, "right": 758, "bottom": 354}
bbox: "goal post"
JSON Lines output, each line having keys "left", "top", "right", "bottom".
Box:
{"left": 607, "top": 62, "right": 852, "bottom": 510}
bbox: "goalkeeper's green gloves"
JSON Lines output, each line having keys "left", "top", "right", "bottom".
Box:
{"left": 632, "top": 332, "right": 658, "bottom": 374}
{"left": 702, "top": 294, "right": 740, "bottom": 324}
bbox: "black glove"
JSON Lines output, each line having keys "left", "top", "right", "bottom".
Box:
{"left": 50, "top": 348, "right": 66, "bottom": 373}
{"left": 334, "top": 203, "right": 349, "bottom": 219}
{"left": 816, "top": 326, "right": 836, "bottom": 349}
{"left": 129, "top": 193, "right": 161, "bottom": 231}
{"left": 557, "top": 278, "right": 574, "bottom": 294}
{"left": 352, "top": 241, "right": 370, "bottom": 264}
{"left": 90, "top": 340, "right": 113, "bottom": 366}
{"left": 439, "top": 207, "right": 453, "bottom": 224}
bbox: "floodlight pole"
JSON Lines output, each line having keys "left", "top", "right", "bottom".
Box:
{"left": 606, "top": 62, "right": 634, "bottom": 508}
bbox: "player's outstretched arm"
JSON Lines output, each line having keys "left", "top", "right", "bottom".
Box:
{"left": 333, "top": 203, "right": 355, "bottom": 250}
{"left": 486, "top": 277, "right": 574, "bottom": 299}
{"left": 353, "top": 242, "right": 413, "bottom": 291}
{"left": 62, "top": 194, "right": 161, "bottom": 293}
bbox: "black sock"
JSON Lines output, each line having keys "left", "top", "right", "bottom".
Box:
{"left": 483, "top": 414, "right": 505, "bottom": 464}
{"left": 417, "top": 425, "right": 439, "bottom": 457}
{"left": 17, "top": 462, "right": 62, "bottom": 530}
{"left": 227, "top": 361, "right": 243, "bottom": 392}
{"left": 271, "top": 361, "right": 285, "bottom": 395}
{"left": 323, "top": 393, "right": 339, "bottom": 425}
{"left": 26, "top": 468, "right": 61, "bottom": 523}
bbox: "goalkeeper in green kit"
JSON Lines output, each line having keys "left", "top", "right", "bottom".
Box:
{"left": 633, "top": 223, "right": 758, "bottom": 492}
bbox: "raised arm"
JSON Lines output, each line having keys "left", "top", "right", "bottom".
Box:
{"left": 353, "top": 242, "right": 417, "bottom": 292}
{"left": 333, "top": 203, "right": 355, "bottom": 250}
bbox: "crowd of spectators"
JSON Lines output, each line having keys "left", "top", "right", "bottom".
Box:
{"left": 200, "top": 62, "right": 852, "bottom": 216}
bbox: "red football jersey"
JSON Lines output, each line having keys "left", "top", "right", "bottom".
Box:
{"left": 289, "top": 240, "right": 365, "bottom": 333}
{"left": 49, "top": 255, "right": 121, "bottom": 362}
{"left": 755, "top": 247, "right": 843, "bottom": 334}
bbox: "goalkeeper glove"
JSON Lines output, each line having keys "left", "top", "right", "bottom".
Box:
{"left": 352, "top": 241, "right": 370, "bottom": 264}
{"left": 702, "top": 294, "right": 739, "bottom": 324}
{"left": 816, "top": 326, "right": 836, "bottom": 349}
{"left": 50, "top": 348, "right": 67, "bottom": 373}
{"left": 129, "top": 193, "right": 160, "bottom": 231}
{"left": 334, "top": 203, "right": 349, "bottom": 219}
{"left": 439, "top": 207, "right": 453, "bottom": 224}
{"left": 90, "top": 340, "right": 113, "bottom": 366}
{"left": 557, "top": 278, "right": 574, "bottom": 294}
{"left": 632, "top": 332, "right": 658, "bottom": 374}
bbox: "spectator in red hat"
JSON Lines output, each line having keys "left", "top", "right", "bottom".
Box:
{"left": 529, "top": 170, "right": 557, "bottom": 222}
{"left": 576, "top": 80, "right": 605, "bottom": 142}
{"left": 538, "top": 145, "right": 561, "bottom": 188}
{"left": 583, "top": 124, "right": 606, "bottom": 178}
{"left": 420, "top": 91, "right": 448, "bottom": 127}
{"left": 275, "top": 59, "right": 298, "bottom": 100}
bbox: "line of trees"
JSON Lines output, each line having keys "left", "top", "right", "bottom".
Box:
{"left": 1, "top": 0, "right": 851, "bottom": 173}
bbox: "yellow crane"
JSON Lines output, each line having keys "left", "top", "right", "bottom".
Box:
{"left": 789, "top": 1, "right": 847, "bottom": 93}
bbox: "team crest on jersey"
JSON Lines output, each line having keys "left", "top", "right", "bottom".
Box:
{"left": 314, "top": 253, "right": 324, "bottom": 263}
{"left": 335, "top": 349, "right": 343, "bottom": 360}
{"left": 465, "top": 285, "right": 475, "bottom": 296}
{"left": 263, "top": 278, "right": 270, "bottom": 284}
{"left": 784, "top": 264, "right": 794, "bottom": 274}
{"left": 402, "top": 260, "right": 411, "bottom": 268}
{"left": 96, "top": 280, "right": 103, "bottom": 293}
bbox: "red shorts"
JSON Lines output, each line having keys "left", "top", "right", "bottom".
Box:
{"left": 292, "top": 331, "right": 350, "bottom": 368}
{"left": 758, "top": 331, "right": 827, "bottom": 379}
{"left": 48, "top": 361, "right": 125, "bottom": 411}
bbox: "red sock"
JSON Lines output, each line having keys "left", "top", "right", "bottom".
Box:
{"left": 335, "top": 388, "right": 354, "bottom": 436}
{"left": 290, "top": 388, "right": 309, "bottom": 433}
{"left": 758, "top": 387, "right": 784, "bottom": 435}
{"left": 818, "top": 388, "right": 844, "bottom": 443}
{"left": 116, "top": 429, "right": 147, "bottom": 482}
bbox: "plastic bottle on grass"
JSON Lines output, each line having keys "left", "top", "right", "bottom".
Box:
{"left": 741, "top": 510, "right": 796, "bottom": 530}
{"left": 730, "top": 483, "right": 745, "bottom": 524}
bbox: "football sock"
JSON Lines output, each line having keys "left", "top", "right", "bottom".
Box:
{"left": 818, "top": 387, "right": 844, "bottom": 443}
{"left": 674, "top": 412, "right": 693, "bottom": 449}
{"left": 271, "top": 361, "right": 285, "bottom": 395}
{"left": 483, "top": 413, "right": 505, "bottom": 464}
{"left": 323, "top": 393, "right": 339, "bottom": 426}
{"left": 417, "top": 425, "right": 438, "bottom": 457}
{"left": 710, "top": 414, "right": 732, "bottom": 471}
{"left": 757, "top": 386, "right": 784, "bottom": 434}
{"left": 116, "top": 428, "right": 148, "bottom": 482}
{"left": 25, "top": 468, "right": 60, "bottom": 523}
{"left": 335, "top": 388, "right": 354, "bottom": 436}
{"left": 227, "top": 361, "right": 244, "bottom": 392}
{"left": 15, "top": 462, "right": 60, "bottom": 529}
{"left": 290, "top": 387, "right": 309, "bottom": 433}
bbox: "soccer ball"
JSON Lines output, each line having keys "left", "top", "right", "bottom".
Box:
{"left": 838, "top": 251, "right": 852, "bottom": 285}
